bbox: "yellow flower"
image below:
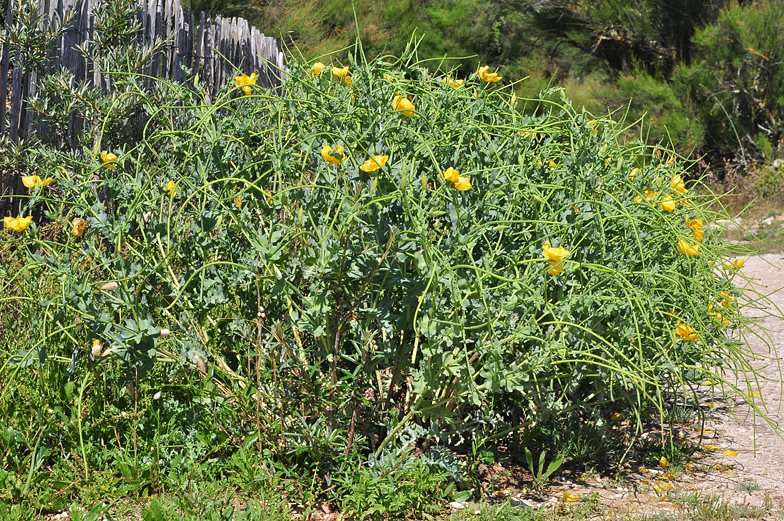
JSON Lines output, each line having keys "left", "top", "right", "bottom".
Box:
{"left": 235, "top": 197, "right": 242, "bottom": 208}
{"left": 359, "top": 155, "right": 389, "bottom": 172}
{"left": 693, "top": 228, "right": 704, "bottom": 242}
{"left": 72, "top": 218, "right": 87, "bottom": 237}
{"left": 629, "top": 167, "right": 640, "bottom": 180}
{"left": 4, "top": 215, "right": 33, "bottom": 232}
{"left": 22, "top": 175, "right": 53, "bottom": 188}
{"left": 307, "top": 62, "right": 325, "bottom": 75}
{"left": 442, "top": 167, "right": 460, "bottom": 183}
{"left": 671, "top": 174, "right": 687, "bottom": 194}
{"left": 721, "top": 291, "right": 734, "bottom": 308}
{"left": 454, "top": 176, "right": 471, "bottom": 191}
{"left": 645, "top": 190, "right": 659, "bottom": 201}
{"left": 586, "top": 120, "right": 598, "bottom": 134}
{"left": 344, "top": 75, "right": 352, "bottom": 87}
{"left": 660, "top": 194, "right": 675, "bottom": 212}
{"left": 477, "top": 65, "right": 501, "bottom": 82}
{"left": 548, "top": 160, "right": 557, "bottom": 170}
{"left": 235, "top": 73, "right": 259, "bottom": 95}
{"left": 442, "top": 77, "right": 464, "bottom": 88}
{"left": 723, "top": 450, "right": 738, "bottom": 457}
{"left": 675, "top": 322, "right": 700, "bottom": 340}
{"left": 560, "top": 492, "right": 579, "bottom": 503}
{"left": 101, "top": 152, "right": 118, "bottom": 169}
{"left": 686, "top": 218, "right": 703, "bottom": 229}
{"left": 392, "top": 95, "right": 415, "bottom": 117}
{"left": 543, "top": 241, "right": 570, "bottom": 275}
{"left": 321, "top": 145, "right": 346, "bottom": 165}
{"left": 634, "top": 195, "right": 643, "bottom": 203}
{"left": 332, "top": 65, "right": 349, "bottom": 78}
{"left": 383, "top": 74, "right": 392, "bottom": 80}
{"left": 660, "top": 457, "right": 669, "bottom": 471}
{"left": 163, "top": 180, "right": 177, "bottom": 197}
{"left": 731, "top": 258, "right": 745, "bottom": 269}
{"left": 677, "top": 239, "right": 699, "bottom": 256}
{"left": 610, "top": 412, "right": 625, "bottom": 422}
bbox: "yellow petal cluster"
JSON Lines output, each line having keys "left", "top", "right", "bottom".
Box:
{"left": 163, "top": 180, "right": 177, "bottom": 197}
{"left": 442, "top": 77, "right": 464, "bottom": 88}
{"left": 454, "top": 177, "right": 471, "bottom": 190}
{"left": 660, "top": 194, "right": 675, "bottom": 212}
{"left": 72, "top": 218, "right": 87, "bottom": 237}
{"left": 307, "top": 62, "right": 325, "bottom": 75}
{"left": 478, "top": 65, "right": 501, "bottom": 82}
{"left": 671, "top": 174, "right": 687, "bottom": 194}
{"left": 586, "top": 120, "right": 598, "bottom": 134}
{"left": 321, "top": 145, "right": 347, "bottom": 165}
{"left": 442, "top": 167, "right": 460, "bottom": 183}
{"left": 543, "top": 241, "right": 570, "bottom": 275}
{"left": 359, "top": 155, "right": 388, "bottom": 172}
{"left": 22, "top": 175, "right": 53, "bottom": 188}
{"left": 4, "top": 215, "right": 32, "bottom": 232}
{"left": 708, "top": 304, "right": 729, "bottom": 325}
{"left": 235, "top": 73, "right": 259, "bottom": 96}
{"left": 332, "top": 66, "right": 349, "bottom": 78}
{"left": 101, "top": 152, "right": 118, "bottom": 169}
{"left": 721, "top": 290, "right": 734, "bottom": 308}
{"left": 392, "top": 95, "right": 415, "bottom": 117}
{"left": 675, "top": 322, "right": 699, "bottom": 340}
{"left": 677, "top": 239, "right": 699, "bottom": 256}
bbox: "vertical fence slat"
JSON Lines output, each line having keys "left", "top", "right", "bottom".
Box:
{"left": 0, "top": 0, "right": 286, "bottom": 156}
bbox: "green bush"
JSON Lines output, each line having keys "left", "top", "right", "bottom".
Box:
{"left": 0, "top": 6, "right": 772, "bottom": 509}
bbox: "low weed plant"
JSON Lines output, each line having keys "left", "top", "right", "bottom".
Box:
{"left": 0, "top": 1, "right": 778, "bottom": 514}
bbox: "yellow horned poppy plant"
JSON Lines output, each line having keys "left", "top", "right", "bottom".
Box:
{"left": 4, "top": 216, "right": 32, "bottom": 232}
{"left": 72, "top": 218, "right": 87, "bottom": 237}
{"left": 678, "top": 239, "right": 699, "bottom": 255}
{"left": 392, "top": 95, "right": 415, "bottom": 117}
{"left": 101, "top": 152, "right": 118, "bottom": 169}
{"left": 332, "top": 66, "right": 349, "bottom": 78}
{"left": 235, "top": 73, "right": 259, "bottom": 96}
{"left": 442, "top": 167, "right": 459, "bottom": 183}
{"left": 675, "top": 322, "right": 699, "bottom": 340}
{"left": 307, "top": 62, "right": 325, "bottom": 75}
{"left": 321, "top": 145, "right": 346, "bottom": 165}
{"left": 360, "top": 155, "right": 388, "bottom": 172}
{"left": 454, "top": 176, "right": 471, "bottom": 191}
{"left": 478, "top": 65, "right": 501, "bottom": 82}
{"left": 22, "top": 175, "right": 53, "bottom": 188}
{"left": 543, "top": 241, "right": 570, "bottom": 275}
{"left": 660, "top": 194, "right": 676, "bottom": 212}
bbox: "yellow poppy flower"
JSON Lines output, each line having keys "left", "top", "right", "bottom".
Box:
{"left": 22, "top": 175, "right": 52, "bottom": 188}
{"left": 332, "top": 66, "right": 349, "bottom": 78}
{"left": 610, "top": 412, "right": 625, "bottom": 422}
{"left": 163, "top": 180, "right": 177, "bottom": 197}
{"left": 677, "top": 239, "right": 699, "bottom": 255}
{"left": 72, "top": 218, "right": 87, "bottom": 237}
{"left": 442, "top": 167, "right": 460, "bottom": 183}
{"left": 454, "top": 176, "right": 471, "bottom": 191}
{"left": 708, "top": 304, "right": 729, "bottom": 325}
{"left": 442, "top": 77, "right": 464, "bottom": 88}
{"left": 477, "top": 65, "right": 501, "bottom": 82}
{"left": 721, "top": 291, "right": 734, "bottom": 308}
{"left": 731, "top": 258, "right": 744, "bottom": 269}
{"left": 586, "top": 120, "right": 598, "bottom": 134}
{"left": 634, "top": 195, "right": 643, "bottom": 203}
{"left": 671, "top": 174, "right": 687, "bottom": 194}
{"left": 543, "top": 241, "right": 570, "bottom": 275}
{"left": 235, "top": 73, "right": 259, "bottom": 95}
{"left": 235, "top": 197, "right": 242, "bottom": 208}
{"left": 660, "top": 194, "right": 675, "bottom": 212}
{"left": 321, "top": 145, "right": 346, "bottom": 165}
{"left": 392, "top": 95, "right": 415, "bottom": 117}
{"left": 675, "top": 322, "right": 699, "bottom": 340}
{"left": 359, "top": 155, "right": 388, "bottom": 172}
{"left": 645, "top": 190, "right": 659, "bottom": 201}
{"left": 4, "top": 215, "right": 33, "bottom": 232}
{"left": 686, "top": 218, "right": 703, "bottom": 229}
{"left": 629, "top": 167, "right": 640, "bottom": 180}
{"left": 307, "top": 62, "right": 325, "bottom": 75}
{"left": 693, "top": 228, "right": 704, "bottom": 242}
{"left": 548, "top": 160, "right": 557, "bottom": 170}
{"left": 101, "top": 152, "right": 118, "bottom": 169}
{"left": 344, "top": 76, "right": 352, "bottom": 87}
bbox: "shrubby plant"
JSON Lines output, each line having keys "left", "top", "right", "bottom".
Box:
{"left": 0, "top": 13, "right": 773, "bottom": 509}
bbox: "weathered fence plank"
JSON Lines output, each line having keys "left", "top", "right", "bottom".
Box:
{"left": 0, "top": 0, "right": 287, "bottom": 216}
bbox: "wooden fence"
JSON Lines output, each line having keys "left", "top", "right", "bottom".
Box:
{"left": 0, "top": 0, "right": 286, "bottom": 216}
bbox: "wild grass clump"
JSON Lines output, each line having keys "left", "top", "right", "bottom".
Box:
{"left": 0, "top": 18, "right": 776, "bottom": 516}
